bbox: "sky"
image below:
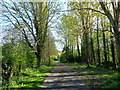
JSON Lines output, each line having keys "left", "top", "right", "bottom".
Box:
{"left": 0, "top": 19, "right": 3, "bottom": 46}
{"left": 50, "top": 2, "right": 68, "bottom": 51}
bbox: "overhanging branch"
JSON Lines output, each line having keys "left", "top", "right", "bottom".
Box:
{"left": 60, "top": 8, "right": 106, "bottom": 15}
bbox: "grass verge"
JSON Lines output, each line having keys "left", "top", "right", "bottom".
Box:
{"left": 64, "top": 62, "right": 120, "bottom": 89}
{"left": 8, "top": 65, "right": 55, "bottom": 89}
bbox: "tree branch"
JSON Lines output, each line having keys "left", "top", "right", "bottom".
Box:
{"left": 60, "top": 8, "right": 106, "bottom": 15}
{"left": 99, "top": 2, "right": 115, "bottom": 27}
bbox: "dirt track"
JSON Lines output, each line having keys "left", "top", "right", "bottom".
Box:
{"left": 40, "top": 62, "right": 90, "bottom": 90}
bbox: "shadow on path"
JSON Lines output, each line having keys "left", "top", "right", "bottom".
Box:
{"left": 40, "top": 62, "right": 91, "bottom": 89}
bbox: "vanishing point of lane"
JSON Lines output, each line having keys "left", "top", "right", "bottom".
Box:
{"left": 40, "top": 61, "right": 90, "bottom": 90}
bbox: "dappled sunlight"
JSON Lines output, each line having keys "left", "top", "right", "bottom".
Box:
{"left": 40, "top": 63, "right": 90, "bottom": 89}
{"left": 66, "top": 63, "right": 118, "bottom": 88}
{"left": 1, "top": 1, "right": 120, "bottom": 89}
{"left": 9, "top": 66, "right": 54, "bottom": 88}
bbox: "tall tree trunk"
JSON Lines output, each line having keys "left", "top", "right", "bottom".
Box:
{"left": 35, "top": 46, "right": 42, "bottom": 68}
{"left": 102, "top": 30, "right": 108, "bottom": 68}
{"left": 99, "top": 1, "right": 120, "bottom": 65}
{"left": 81, "top": 40, "right": 84, "bottom": 63}
{"left": 48, "top": 36, "right": 51, "bottom": 66}
{"left": 72, "top": 45, "right": 74, "bottom": 55}
{"left": 110, "top": 26, "right": 116, "bottom": 69}
{"left": 97, "top": 17, "right": 101, "bottom": 66}
{"left": 85, "top": 33, "right": 90, "bottom": 67}
{"left": 106, "top": 39, "right": 110, "bottom": 63}
{"left": 76, "top": 36, "right": 81, "bottom": 63}
{"left": 101, "top": 18, "right": 108, "bottom": 68}
{"left": 90, "top": 36, "right": 95, "bottom": 65}
{"left": 114, "top": 28, "right": 120, "bottom": 65}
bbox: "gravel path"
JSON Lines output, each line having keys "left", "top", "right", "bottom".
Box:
{"left": 40, "top": 62, "right": 90, "bottom": 90}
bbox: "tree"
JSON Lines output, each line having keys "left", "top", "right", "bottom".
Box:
{"left": 41, "top": 32, "right": 58, "bottom": 66}
{"left": 1, "top": 1, "right": 60, "bottom": 67}
{"left": 101, "top": 19, "right": 108, "bottom": 68}
{"left": 110, "top": 26, "right": 116, "bottom": 69}
{"left": 60, "top": 1, "right": 119, "bottom": 68}
{"left": 99, "top": 1, "right": 120, "bottom": 65}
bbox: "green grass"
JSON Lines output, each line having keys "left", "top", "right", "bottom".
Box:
{"left": 64, "top": 62, "right": 120, "bottom": 89}
{"left": 9, "top": 65, "right": 55, "bottom": 88}
{"left": 101, "top": 73, "right": 120, "bottom": 89}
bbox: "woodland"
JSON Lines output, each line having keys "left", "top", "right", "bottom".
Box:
{"left": 0, "top": 0, "right": 120, "bottom": 89}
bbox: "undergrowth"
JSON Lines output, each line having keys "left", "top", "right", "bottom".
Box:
{"left": 4, "top": 65, "right": 55, "bottom": 89}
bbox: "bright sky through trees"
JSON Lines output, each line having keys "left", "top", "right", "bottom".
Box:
{"left": 0, "top": 1, "right": 67, "bottom": 51}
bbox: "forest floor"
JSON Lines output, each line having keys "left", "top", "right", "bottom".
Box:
{"left": 40, "top": 61, "right": 90, "bottom": 89}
